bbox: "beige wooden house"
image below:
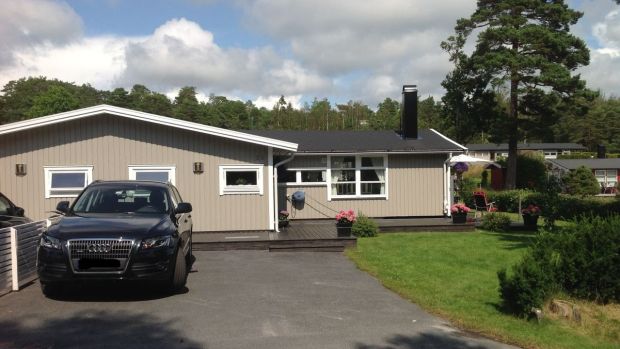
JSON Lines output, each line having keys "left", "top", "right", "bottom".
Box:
{"left": 0, "top": 101, "right": 465, "bottom": 232}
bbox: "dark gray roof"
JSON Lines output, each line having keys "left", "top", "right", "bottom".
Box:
{"left": 466, "top": 143, "right": 586, "bottom": 151}
{"left": 245, "top": 129, "right": 464, "bottom": 153}
{"left": 547, "top": 158, "right": 620, "bottom": 170}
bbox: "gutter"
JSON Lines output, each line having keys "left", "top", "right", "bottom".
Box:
{"left": 273, "top": 153, "right": 296, "bottom": 232}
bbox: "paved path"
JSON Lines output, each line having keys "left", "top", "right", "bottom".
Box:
{"left": 0, "top": 251, "right": 517, "bottom": 349}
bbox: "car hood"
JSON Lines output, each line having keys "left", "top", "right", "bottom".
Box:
{"left": 48, "top": 214, "right": 174, "bottom": 240}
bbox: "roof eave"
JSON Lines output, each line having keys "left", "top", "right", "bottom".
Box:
{"left": 0, "top": 105, "right": 298, "bottom": 152}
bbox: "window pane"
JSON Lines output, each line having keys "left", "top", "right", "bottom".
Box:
{"left": 301, "top": 170, "right": 326, "bottom": 183}
{"left": 361, "top": 183, "right": 385, "bottom": 195}
{"left": 361, "top": 169, "right": 384, "bottom": 181}
{"left": 361, "top": 157, "right": 384, "bottom": 167}
{"left": 279, "top": 169, "right": 295, "bottom": 183}
{"left": 0, "top": 197, "right": 9, "bottom": 215}
{"left": 226, "top": 171, "right": 258, "bottom": 186}
{"left": 331, "top": 170, "right": 355, "bottom": 182}
{"left": 136, "top": 171, "right": 169, "bottom": 183}
{"left": 331, "top": 156, "right": 355, "bottom": 168}
{"left": 51, "top": 173, "right": 85, "bottom": 188}
{"left": 332, "top": 183, "right": 356, "bottom": 195}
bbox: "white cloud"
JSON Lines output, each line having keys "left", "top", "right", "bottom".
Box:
{"left": 118, "top": 18, "right": 332, "bottom": 97}
{"left": 0, "top": 0, "right": 83, "bottom": 65}
{"left": 253, "top": 95, "right": 302, "bottom": 109}
{"left": 1, "top": 0, "right": 619, "bottom": 106}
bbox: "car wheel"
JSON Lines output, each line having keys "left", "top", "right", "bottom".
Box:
{"left": 169, "top": 246, "right": 188, "bottom": 292}
{"left": 40, "top": 282, "right": 63, "bottom": 298}
{"left": 186, "top": 234, "right": 194, "bottom": 268}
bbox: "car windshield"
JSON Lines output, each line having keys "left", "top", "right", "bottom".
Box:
{"left": 72, "top": 185, "right": 170, "bottom": 214}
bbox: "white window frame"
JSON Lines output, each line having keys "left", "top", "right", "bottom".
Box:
{"left": 284, "top": 167, "right": 328, "bottom": 186}
{"left": 219, "top": 165, "right": 264, "bottom": 195}
{"left": 327, "top": 154, "right": 388, "bottom": 201}
{"left": 595, "top": 169, "right": 617, "bottom": 187}
{"left": 44, "top": 166, "right": 93, "bottom": 199}
{"left": 128, "top": 165, "right": 176, "bottom": 185}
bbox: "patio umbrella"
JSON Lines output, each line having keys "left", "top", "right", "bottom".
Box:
{"left": 446, "top": 154, "right": 500, "bottom": 167}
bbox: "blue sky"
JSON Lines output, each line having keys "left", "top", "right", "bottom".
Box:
{"left": 1, "top": 0, "right": 618, "bottom": 108}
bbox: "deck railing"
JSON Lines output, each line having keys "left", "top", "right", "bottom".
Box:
{"left": 0, "top": 221, "right": 46, "bottom": 296}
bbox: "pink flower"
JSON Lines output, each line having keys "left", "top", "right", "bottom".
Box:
{"left": 451, "top": 203, "right": 471, "bottom": 214}
{"left": 336, "top": 209, "right": 356, "bottom": 224}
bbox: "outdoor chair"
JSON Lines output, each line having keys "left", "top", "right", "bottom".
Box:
{"left": 473, "top": 191, "right": 496, "bottom": 218}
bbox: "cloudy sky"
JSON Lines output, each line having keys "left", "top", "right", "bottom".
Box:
{"left": 0, "top": 0, "right": 618, "bottom": 108}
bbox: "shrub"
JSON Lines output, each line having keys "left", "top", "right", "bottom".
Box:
{"left": 563, "top": 165, "right": 600, "bottom": 196}
{"left": 498, "top": 252, "right": 557, "bottom": 317}
{"left": 498, "top": 215, "right": 620, "bottom": 316}
{"left": 351, "top": 214, "right": 379, "bottom": 237}
{"left": 480, "top": 212, "right": 512, "bottom": 232}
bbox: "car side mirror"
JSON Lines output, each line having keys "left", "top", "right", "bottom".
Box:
{"left": 56, "top": 201, "right": 70, "bottom": 214}
{"left": 13, "top": 206, "right": 25, "bottom": 217}
{"left": 175, "top": 202, "right": 192, "bottom": 214}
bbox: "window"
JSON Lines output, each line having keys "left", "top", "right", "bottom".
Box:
{"left": 72, "top": 185, "right": 170, "bottom": 214}
{"left": 543, "top": 151, "right": 558, "bottom": 159}
{"left": 0, "top": 195, "right": 10, "bottom": 215}
{"left": 219, "top": 165, "right": 263, "bottom": 195}
{"left": 129, "top": 166, "right": 176, "bottom": 185}
{"left": 44, "top": 166, "right": 93, "bottom": 198}
{"left": 595, "top": 169, "right": 617, "bottom": 187}
{"left": 328, "top": 155, "right": 387, "bottom": 199}
{"left": 283, "top": 168, "right": 327, "bottom": 185}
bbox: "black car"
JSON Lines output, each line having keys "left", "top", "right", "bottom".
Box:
{"left": 37, "top": 180, "right": 193, "bottom": 296}
{"left": 0, "top": 192, "right": 32, "bottom": 228}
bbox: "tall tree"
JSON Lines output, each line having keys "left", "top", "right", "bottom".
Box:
{"left": 369, "top": 98, "right": 399, "bottom": 130}
{"left": 442, "top": 0, "right": 590, "bottom": 189}
{"left": 173, "top": 86, "right": 201, "bottom": 122}
{"left": 26, "top": 85, "right": 80, "bottom": 117}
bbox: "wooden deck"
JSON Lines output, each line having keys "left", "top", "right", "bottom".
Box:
{"left": 193, "top": 217, "right": 474, "bottom": 252}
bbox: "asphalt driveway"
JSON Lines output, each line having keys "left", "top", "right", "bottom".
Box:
{"left": 0, "top": 251, "right": 516, "bottom": 349}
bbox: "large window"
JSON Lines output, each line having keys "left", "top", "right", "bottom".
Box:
{"left": 44, "top": 166, "right": 93, "bottom": 198}
{"left": 219, "top": 165, "right": 263, "bottom": 195}
{"left": 329, "top": 155, "right": 387, "bottom": 199}
{"left": 129, "top": 166, "right": 176, "bottom": 185}
{"left": 595, "top": 169, "right": 618, "bottom": 188}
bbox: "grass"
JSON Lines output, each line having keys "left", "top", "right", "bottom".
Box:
{"left": 346, "top": 231, "right": 620, "bottom": 349}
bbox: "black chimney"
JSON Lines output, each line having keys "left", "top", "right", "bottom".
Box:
{"left": 597, "top": 144, "right": 606, "bottom": 159}
{"left": 401, "top": 85, "right": 418, "bottom": 139}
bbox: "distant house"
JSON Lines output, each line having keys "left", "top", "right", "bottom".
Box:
{"left": 0, "top": 86, "right": 465, "bottom": 232}
{"left": 546, "top": 158, "right": 620, "bottom": 192}
{"left": 466, "top": 143, "right": 586, "bottom": 160}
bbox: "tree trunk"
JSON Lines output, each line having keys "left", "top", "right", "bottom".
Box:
{"left": 506, "top": 39, "right": 519, "bottom": 189}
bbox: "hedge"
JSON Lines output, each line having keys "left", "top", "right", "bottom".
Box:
{"left": 461, "top": 189, "right": 619, "bottom": 220}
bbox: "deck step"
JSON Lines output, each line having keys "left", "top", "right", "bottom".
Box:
{"left": 269, "top": 245, "right": 344, "bottom": 252}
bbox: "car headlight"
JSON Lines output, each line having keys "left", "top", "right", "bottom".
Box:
{"left": 40, "top": 234, "right": 62, "bottom": 250}
{"left": 141, "top": 236, "right": 171, "bottom": 249}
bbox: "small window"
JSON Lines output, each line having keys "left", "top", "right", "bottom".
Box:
{"left": 129, "top": 166, "right": 176, "bottom": 185}
{"left": 300, "top": 170, "right": 326, "bottom": 183}
{"left": 0, "top": 196, "right": 10, "bottom": 215}
{"left": 219, "top": 165, "right": 263, "bottom": 195}
{"left": 44, "top": 166, "right": 93, "bottom": 198}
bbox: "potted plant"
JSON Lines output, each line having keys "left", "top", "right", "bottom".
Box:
{"left": 335, "top": 209, "right": 356, "bottom": 237}
{"left": 521, "top": 204, "right": 541, "bottom": 227}
{"left": 278, "top": 210, "right": 290, "bottom": 228}
{"left": 451, "top": 203, "right": 470, "bottom": 224}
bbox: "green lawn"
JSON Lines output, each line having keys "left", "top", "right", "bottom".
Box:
{"left": 346, "top": 231, "right": 618, "bottom": 349}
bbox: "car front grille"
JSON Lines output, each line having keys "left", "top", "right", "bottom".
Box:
{"left": 68, "top": 239, "right": 134, "bottom": 273}
{"left": 69, "top": 239, "right": 134, "bottom": 259}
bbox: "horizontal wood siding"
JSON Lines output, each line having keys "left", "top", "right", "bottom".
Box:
{"left": 280, "top": 154, "right": 445, "bottom": 219}
{"left": 0, "top": 115, "right": 270, "bottom": 232}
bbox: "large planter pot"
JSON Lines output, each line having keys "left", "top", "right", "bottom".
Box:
{"left": 336, "top": 222, "right": 353, "bottom": 237}
{"left": 278, "top": 219, "right": 289, "bottom": 228}
{"left": 452, "top": 213, "right": 467, "bottom": 224}
{"left": 522, "top": 214, "right": 539, "bottom": 227}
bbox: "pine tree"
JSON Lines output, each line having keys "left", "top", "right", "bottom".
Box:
{"left": 442, "top": 0, "right": 590, "bottom": 189}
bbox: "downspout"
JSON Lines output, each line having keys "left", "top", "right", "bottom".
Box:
{"left": 273, "top": 153, "right": 296, "bottom": 232}
{"left": 444, "top": 152, "right": 453, "bottom": 217}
